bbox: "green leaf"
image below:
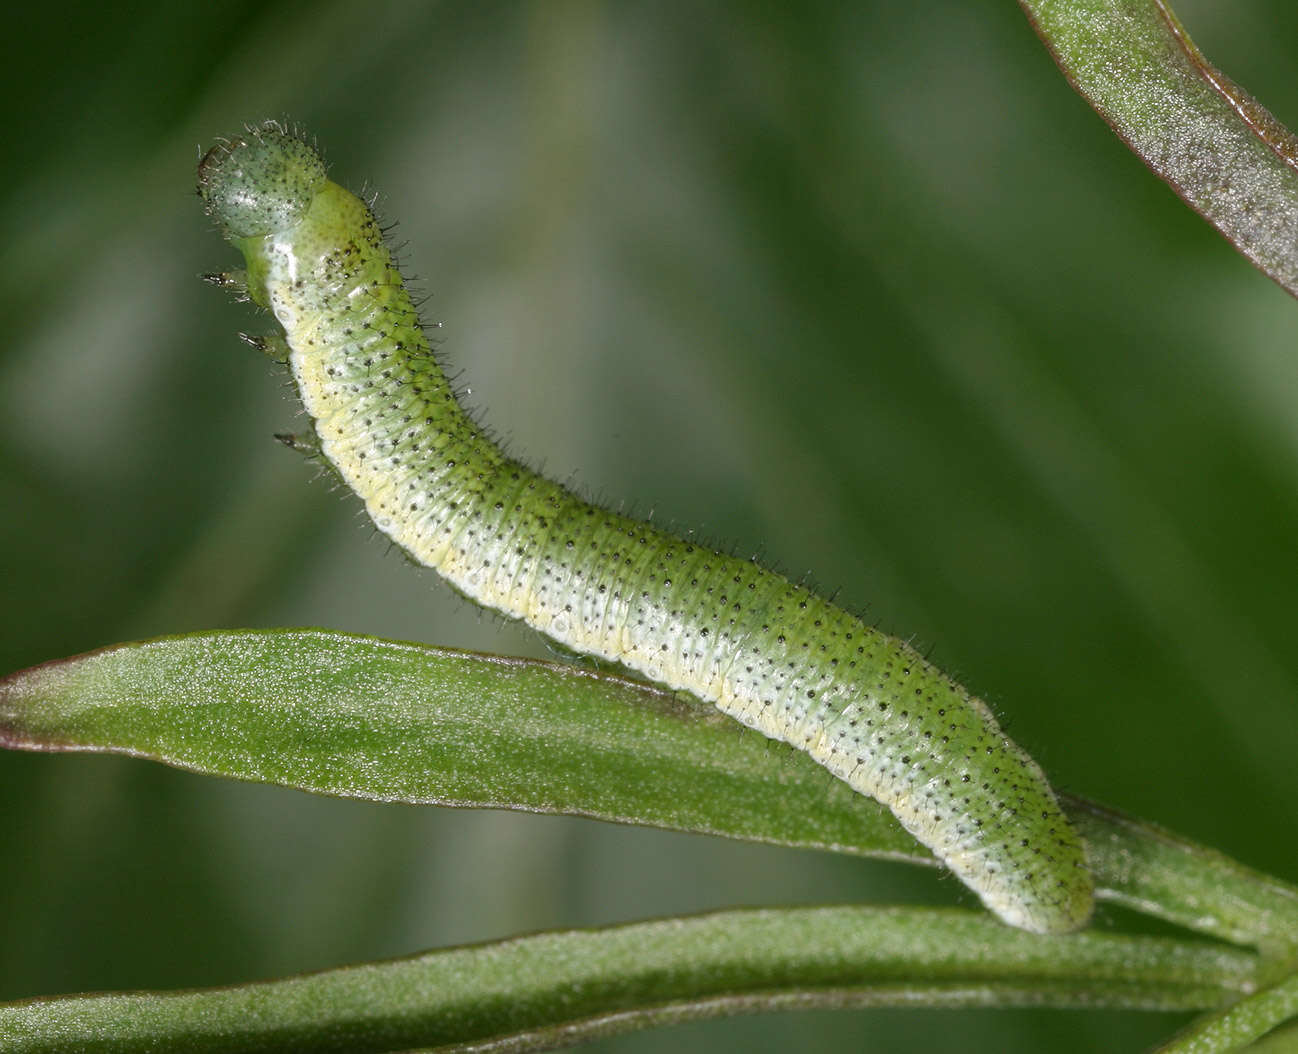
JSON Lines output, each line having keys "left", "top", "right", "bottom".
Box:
{"left": 4, "top": 630, "right": 1298, "bottom": 955}
{"left": 1068, "top": 800, "right": 1298, "bottom": 961}
{"left": 1157, "top": 970, "right": 1298, "bottom": 1053}
{"left": 0, "top": 907, "right": 1261, "bottom": 1054}
{"left": 1020, "top": 0, "right": 1298, "bottom": 297}
{"left": 0, "top": 628, "right": 920, "bottom": 860}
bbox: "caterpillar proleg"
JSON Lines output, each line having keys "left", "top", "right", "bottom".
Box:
{"left": 197, "top": 120, "right": 1092, "bottom": 935}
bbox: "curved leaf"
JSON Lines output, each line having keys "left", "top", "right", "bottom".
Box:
{"left": 1020, "top": 0, "right": 1298, "bottom": 297}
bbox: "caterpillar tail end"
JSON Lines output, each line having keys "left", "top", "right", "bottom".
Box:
{"left": 947, "top": 835, "right": 1094, "bottom": 936}
{"left": 994, "top": 873, "right": 1093, "bottom": 936}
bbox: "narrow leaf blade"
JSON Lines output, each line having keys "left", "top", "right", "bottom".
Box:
{"left": 1020, "top": 0, "right": 1298, "bottom": 297}
{"left": 0, "top": 629, "right": 922, "bottom": 860}
{"left": 0, "top": 908, "right": 1261, "bottom": 1054}
{"left": 5, "top": 630, "right": 1298, "bottom": 952}
{"left": 1157, "top": 970, "right": 1298, "bottom": 1053}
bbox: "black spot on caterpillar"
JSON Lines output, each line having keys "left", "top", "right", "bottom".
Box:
{"left": 197, "top": 120, "right": 1092, "bottom": 934}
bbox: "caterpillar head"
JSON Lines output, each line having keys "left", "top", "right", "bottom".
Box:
{"left": 198, "top": 121, "right": 328, "bottom": 241}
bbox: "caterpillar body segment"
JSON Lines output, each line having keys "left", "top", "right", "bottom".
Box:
{"left": 198, "top": 121, "right": 1093, "bottom": 935}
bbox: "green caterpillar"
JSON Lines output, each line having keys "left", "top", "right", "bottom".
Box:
{"left": 197, "top": 120, "right": 1092, "bottom": 935}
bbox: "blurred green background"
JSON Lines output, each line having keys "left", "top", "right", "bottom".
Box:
{"left": 3, "top": 1, "right": 1298, "bottom": 1050}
